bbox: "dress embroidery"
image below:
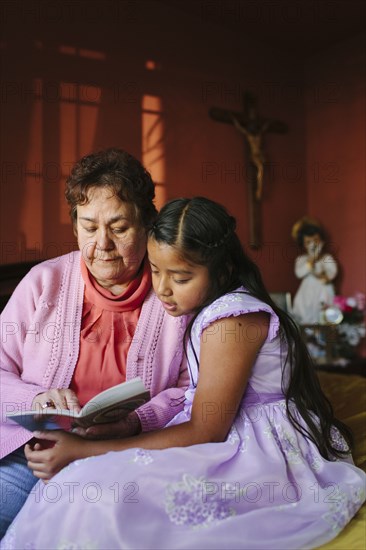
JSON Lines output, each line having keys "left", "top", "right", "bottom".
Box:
{"left": 227, "top": 426, "right": 240, "bottom": 445}
{"left": 227, "top": 426, "right": 250, "bottom": 453}
{"left": 274, "top": 502, "right": 298, "bottom": 512}
{"left": 322, "top": 485, "right": 365, "bottom": 532}
{"left": 165, "top": 474, "right": 236, "bottom": 529}
{"left": 267, "top": 425, "right": 303, "bottom": 465}
{"left": 239, "top": 436, "right": 250, "bottom": 453}
{"left": 330, "top": 426, "right": 350, "bottom": 453}
{"left": 131, "top": 448, "right": 154, "bottom": 465}
{"left": 305, "top": 449, "right": 323, "bottom": 472}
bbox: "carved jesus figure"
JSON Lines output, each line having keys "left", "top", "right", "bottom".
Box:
{"left": 230, "top": 115, "right": 270, "bottom": 201}
{"left": 208, "top": 92, "right": 287, "bottom": 248}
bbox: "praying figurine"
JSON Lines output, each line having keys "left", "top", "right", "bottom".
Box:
{"left": 291, "top": 217, "right": 338, "bottom": 324}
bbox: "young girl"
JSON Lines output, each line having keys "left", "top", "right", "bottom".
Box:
{"left": 2, "top": 198, "right": 365, "bottom": 550}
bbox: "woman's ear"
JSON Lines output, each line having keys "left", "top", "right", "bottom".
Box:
{"left": 72, "top": 221, "right": 78, "bottom": 238}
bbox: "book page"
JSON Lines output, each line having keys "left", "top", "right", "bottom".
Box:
{"left": 6, "top": 377, "right": 150, "bottom": 431}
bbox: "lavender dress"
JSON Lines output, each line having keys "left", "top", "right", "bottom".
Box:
{"left": 2, "top": 291, "right": 365, "bottom": 550}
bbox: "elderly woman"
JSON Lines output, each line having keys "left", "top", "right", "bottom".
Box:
{"left": 0, "top": 148, "right": 188, "bottom": 537}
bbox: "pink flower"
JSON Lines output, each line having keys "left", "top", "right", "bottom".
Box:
{"left": 334, "top": 295, "right": 347, "bottom": 311}
{"left": 355, "top": 292, "right": 366, "bottom": 311}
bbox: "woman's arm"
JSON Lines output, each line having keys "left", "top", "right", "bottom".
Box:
{"left": 25, "top": 312, "right": 269, "bottom": 479}
{"left": 0, "top": 273, "right": 48, "bottom": 417}
{"left": 0, "top": 265, "right": 82, "bottom": 420}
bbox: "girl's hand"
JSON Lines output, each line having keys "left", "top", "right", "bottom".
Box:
{"left": 25, "top": 430, "right": 86, "bottom": 481}
{"left": 32, "top": 389, "right": 81, "bottom": 414}
{"left": 72, "top": 412, "right": 141, "bottom": 440}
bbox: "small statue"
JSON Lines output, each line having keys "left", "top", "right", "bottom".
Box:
{"left": 291, "top": 217, "right": 338, "bottom": 324}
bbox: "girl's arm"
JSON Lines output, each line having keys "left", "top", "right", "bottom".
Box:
{"left": 26, "top": 312, "right": 269, "bottom": 480}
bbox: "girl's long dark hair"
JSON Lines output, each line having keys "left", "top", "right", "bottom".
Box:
{"left": 150, "top": 197, "right": 352, "bottom": 459}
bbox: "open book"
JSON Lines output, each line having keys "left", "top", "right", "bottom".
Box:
{"left": 6, "top": 377, "right": 150, "bottom": 431}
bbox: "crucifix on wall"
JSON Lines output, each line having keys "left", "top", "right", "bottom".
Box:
{"left": 209, "top": 91, "right": 287, "bottom": 248}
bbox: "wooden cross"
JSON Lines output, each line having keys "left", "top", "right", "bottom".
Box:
{"left": 209, "top": 91, "right": 287, "bottom": 248}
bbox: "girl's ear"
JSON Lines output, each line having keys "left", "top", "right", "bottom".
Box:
{"left": 218, "top": 261, "right": 232, "bottom": 287}
{"left": 73, "top": 221, "right": 78, "bottom": 238}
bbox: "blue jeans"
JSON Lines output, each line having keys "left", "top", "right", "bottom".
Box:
{"left": 0, "top": 446, "right": 38, "bottom": 539}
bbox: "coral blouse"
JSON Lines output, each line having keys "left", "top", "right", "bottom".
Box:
{"left": 70, "top": 258, "right": 151, "bottom": 406}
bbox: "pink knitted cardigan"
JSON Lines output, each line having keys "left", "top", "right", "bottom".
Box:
{"left": 0, "top": 251, "right": 189, "bottom": 459}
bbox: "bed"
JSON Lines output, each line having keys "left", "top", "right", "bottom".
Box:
{"left": 316, "top": 370, "right": 366, "bottom": 549}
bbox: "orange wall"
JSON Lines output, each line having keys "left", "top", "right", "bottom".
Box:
{"left": 305, "top": 33, "right": 366, "bottom": 296}
{"left": 1, "top": 2, "right": 364, "bottom": 299}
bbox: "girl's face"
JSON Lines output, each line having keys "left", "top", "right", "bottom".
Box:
{"left": 147, "top": 239, "right": 211, "bottom": 317}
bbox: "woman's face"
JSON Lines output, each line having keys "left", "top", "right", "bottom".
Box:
{"left": 75, "top": 186, "right": 147, "bottom": 292}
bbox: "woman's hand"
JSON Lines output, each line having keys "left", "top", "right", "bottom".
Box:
{"left": 72, "top": 411, "right": 141, "bottom": 440}
{"left": 25, "top": 431, "right": 87, "bottom": 481}
{"left": 32, "top": 389, "right": 81, "bottom": 414}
